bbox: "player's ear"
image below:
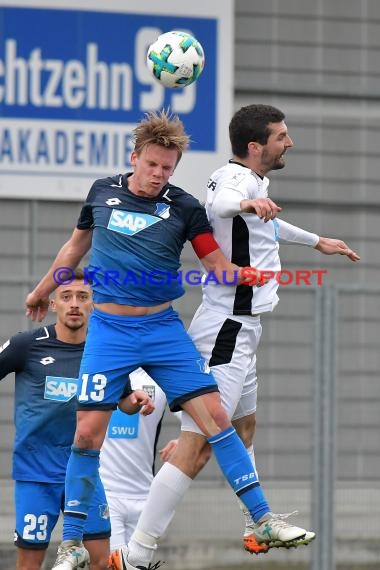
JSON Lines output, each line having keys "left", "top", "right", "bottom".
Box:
{"left": 50, "top": 299, "right": 56, "bottom": 312}
{"left": 248, "top": 141, "right": 262, "bottom": 155}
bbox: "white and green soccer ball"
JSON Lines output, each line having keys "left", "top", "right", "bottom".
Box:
{"left": 147, "top": 30, "right": 205, "bottom": 89}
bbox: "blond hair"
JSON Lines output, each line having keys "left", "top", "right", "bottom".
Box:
{"left": 132, "top": 110, "right": 190, "bottom": 162}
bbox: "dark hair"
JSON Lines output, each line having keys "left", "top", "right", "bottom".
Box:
{"left": 72, "top": 267, "right": 85, "bottom": 281}
{"left": 229, "top": 104, "right": 285, "bottom": 158}
{"left": 54, "top": 267, "right": 86, "bottom": 286}
{"left": 53, "top": 267, "right": 89, "bottom": 295}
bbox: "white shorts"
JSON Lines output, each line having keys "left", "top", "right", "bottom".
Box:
{"left": 105, "top": 491, "right": 147, "bottom": 551}
{"left": 182, "top": 305, "right": 262, "bottom": 435}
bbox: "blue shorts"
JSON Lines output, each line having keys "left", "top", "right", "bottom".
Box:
{"left": 77, "top": 307, "right": 218, "bottom": 412}
{"left": 14, "top": 478, "right": 110, "bottom": 549}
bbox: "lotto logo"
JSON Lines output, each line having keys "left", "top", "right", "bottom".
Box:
{"left": 107, "top": 209, "right": 160, "bottom": 236}
{"left": 0, "top": 339, "right": 10, "bottom": 354}
{"left": 44, "top": 376, "right": 79, "bottom": 401}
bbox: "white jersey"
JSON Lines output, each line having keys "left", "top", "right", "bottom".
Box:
{"left": 100, "top": 368, "right": 167, "bottom": 499}
{"left": 202, "top": 161, "right": 319, "bottom": 315}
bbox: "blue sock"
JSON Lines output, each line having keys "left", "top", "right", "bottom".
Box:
{"left": 208, "top": 427, "right": 270, "bottom": 522}
{"left": 62, "top": 446, "right": 100, "bottom": 541}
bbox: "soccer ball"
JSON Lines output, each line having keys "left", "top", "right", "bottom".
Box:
{"left": 147, "top": 30, "right": 205, "bottom": 89}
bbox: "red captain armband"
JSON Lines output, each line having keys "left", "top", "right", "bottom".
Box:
{"left": 191, "top": 233, "right": 220, "bottom": 259}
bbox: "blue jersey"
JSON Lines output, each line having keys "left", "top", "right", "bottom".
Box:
{"left": 77, "top": 173, "right": 212, "bottom": 306}
{"left": 0, "top": 325, "right": 84, "bottom": 482}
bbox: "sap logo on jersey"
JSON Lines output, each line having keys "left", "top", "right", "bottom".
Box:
{"left": 44, "top": 376, "right": 79, "bottom": 401}
{"left": 107, "top": 209, "right": 161, "bottom": 236}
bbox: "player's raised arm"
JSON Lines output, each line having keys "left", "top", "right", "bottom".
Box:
{"left": 315, "top": 236, "right": 360, "bottom": 261}
{"left": 25, "top": 228, "right": 93, "bottom": 322}
{"left": 191, "top": 235, "right": 269, "bottom": 287}
{"left": 203, "top": 248, "right": 273, "bottom": 287}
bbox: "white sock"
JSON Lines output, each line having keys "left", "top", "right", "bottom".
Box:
{"left": 238, "top": 445, "right": 259, "bottom": 528}
{"left": 128, "top": 463, "right": 192, "bottom": 566}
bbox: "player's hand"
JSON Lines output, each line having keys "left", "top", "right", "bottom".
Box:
{"left": 25, "top": 292, "right": 50, "bottom": 322}
{"left": 119, "top": 390, "right": 155, "bottom": 415}
{"left": 315, "top": 237, "right": 360, "bottom": 261}
{"left": 239, "top": 267, "right": 274, "bottom": 287}
{"left": 240, "top": 197, "right": 282, "bottom": 222}
{"left": 159, "top": 439, "right": 178, "bottom": 462}
{"left": 130, "top": 390, "right": 155, "bottom": 416}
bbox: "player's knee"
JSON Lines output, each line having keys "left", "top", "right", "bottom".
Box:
{"left": 195, "top": 443, "right": 212, "bottom": 471}
{"left": 74, "top": 424, "right": 103, "bottom": 449}
{"left": 201, "top": 394, "right": 231, "bottom": 430}
{"left": 74, "top": 431, "right": 97, "bottom": 448}
{"left": 211, "top": 405, "right": 231, "bottom": 431}
{"left": 186, "top": 445, "right": 211, "bottom": 476}
{"left": 234, "top": 414, "right": 256, "bottom": 447}
{"left": 74, "top": 410, "right": 109, "bottom": 449}
{"left": 183, "top": 393, "right": 230, "bottom": 436}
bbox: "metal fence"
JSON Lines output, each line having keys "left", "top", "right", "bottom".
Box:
{"left": 311, "top": 284, "right": 380, "bottom": 570}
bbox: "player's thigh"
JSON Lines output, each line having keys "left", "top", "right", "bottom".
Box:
{"left": 144, "top": 311, "right": 218, "bottom": 412}
{"left": 77, "top": 354, "right": 132, "bottom": 410}
{"left": 192, "top": 309, "right": 261, "bottom": 415}
{"left": 181, "top": 316, "right": 251, "bottom": 433}
{"left": 232, "top": 357, "right": 258, "bottom": 421}
{"left": 78, "top": 310, "right": 141, "bottom": 408}
{"left": 14, "top": 481, "right": 61, "bottom": 549}
{"left": 231, "top": 318, "right": 262, "bottom": 421}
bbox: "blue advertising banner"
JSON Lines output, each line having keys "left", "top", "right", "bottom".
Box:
{"left": 0, "top": 0, "right": 233, "bottom": 200}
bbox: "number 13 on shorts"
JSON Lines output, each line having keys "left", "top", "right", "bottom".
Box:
{"left": 78, "top": 373, "right": 107, "bottom": 402}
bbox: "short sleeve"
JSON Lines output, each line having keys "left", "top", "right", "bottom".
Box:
{"left": 0, "top": 332, "right": 30, "bottom": 380}
{"left": 77, "top": 184, "right": 96, "bottom": 230}
{"left": 184, "top": 196, "right": 213, "bottom": 242}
